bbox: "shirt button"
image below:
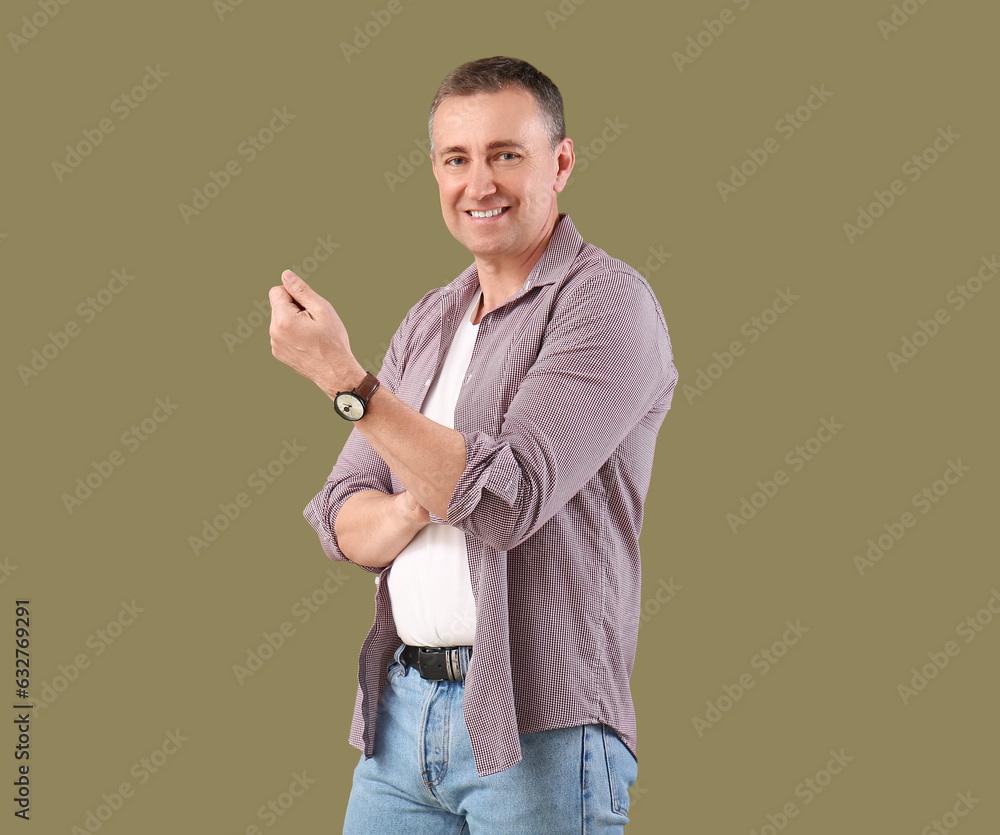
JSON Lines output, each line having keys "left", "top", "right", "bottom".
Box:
{"left": 425, "top": 379, "right": 432, "bottom": 386}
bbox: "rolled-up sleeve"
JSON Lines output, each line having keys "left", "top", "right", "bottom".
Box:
{"left": 302, "top": 429, "right": 394, "bottom": 574}
{"left": 441, "top": 269, "right": 676, "bottom": 552}
{"left": 302, "top": 308, "right": 412, "bottom": 573}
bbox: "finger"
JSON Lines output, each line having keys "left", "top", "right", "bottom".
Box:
{"left": 280, "top": 270, "right": 317, "bottom": 310}
{"left": 268, "top": 285, "right": 304, "bottom": 316}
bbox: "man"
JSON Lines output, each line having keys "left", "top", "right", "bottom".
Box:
{"left": 269, "top": 56, "right": 678, "bottom": 833}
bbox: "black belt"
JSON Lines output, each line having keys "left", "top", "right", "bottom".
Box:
{"left": 401, "top": 645, "right": 472, "bottom": 681}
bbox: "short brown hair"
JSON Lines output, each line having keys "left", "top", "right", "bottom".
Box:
{"left": 428, "top": 56, "right": 566, "bottom": 154}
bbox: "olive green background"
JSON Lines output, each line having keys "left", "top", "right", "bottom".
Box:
{"left": 5, "top": 0, "right": 997, "bottom": 832}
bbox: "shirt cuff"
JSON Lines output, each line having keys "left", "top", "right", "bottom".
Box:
{"left": 303, "top": 485, "right": 385, "bottom": 574}
{"left": 427, "top": 430, "right": 521, "bottom": 530}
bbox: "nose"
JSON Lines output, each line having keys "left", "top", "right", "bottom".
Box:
{"left": 465, "top": 159, "right": 497, "bottom": 201}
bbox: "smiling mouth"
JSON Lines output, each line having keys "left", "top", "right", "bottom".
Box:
{"left": 466, "top": 207, "right": 510, "bottom": 218}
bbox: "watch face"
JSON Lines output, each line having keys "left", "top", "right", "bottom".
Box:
{"left": 335, "top": 393, "right": 364, "bottom": 421}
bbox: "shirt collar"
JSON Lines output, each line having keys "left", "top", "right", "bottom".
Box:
{"left": 445, "top": 213, "right": 584, "bottom": 308}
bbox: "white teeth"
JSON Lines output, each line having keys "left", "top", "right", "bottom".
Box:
{"left": 469, "top": 208, "right": 506, "bottom": 218}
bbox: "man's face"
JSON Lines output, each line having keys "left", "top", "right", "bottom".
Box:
{"left": 431, "top": 88, "right": 573, "bottom": 262}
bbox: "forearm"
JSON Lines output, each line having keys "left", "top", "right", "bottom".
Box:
{"left": 342, "top": 384, "right": 468, "bottom": 519}
{"left": 334, "top": 489, "right": 430, "bottom": 569}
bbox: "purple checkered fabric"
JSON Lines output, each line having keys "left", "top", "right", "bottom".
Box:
{"left": 304, "top": 214, "right": 678, "bottom": 776}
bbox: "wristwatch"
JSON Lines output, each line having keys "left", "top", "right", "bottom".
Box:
{"left": 333, "top": 372, "right": 380, "bottom": 421}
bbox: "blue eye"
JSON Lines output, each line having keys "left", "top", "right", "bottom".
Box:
{"left": 445, "top": 157, "right": 465, "bottom": 166}
{"left": 499, "top": 153, "right": 519, "bottom": 161}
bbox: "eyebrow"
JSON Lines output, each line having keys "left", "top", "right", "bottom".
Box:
{"left": 440, "top": 140, "right": 528, "bottom": 155}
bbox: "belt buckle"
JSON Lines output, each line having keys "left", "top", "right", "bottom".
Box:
{"left": 416, "top": 647, "right": 463, "bottom": 681}
{"left": 445, "top": 647, "right": 461, "bottom": 681}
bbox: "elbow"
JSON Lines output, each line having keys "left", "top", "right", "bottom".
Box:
{"left": 453, "top": 490, "right": 540, "bottom": 553}
{"left": 303, "top": 487, "right": 362, "bottom": 566}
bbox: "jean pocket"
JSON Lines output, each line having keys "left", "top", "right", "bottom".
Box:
{"left": 601, "top": 724, "right": 637, "bottom": 818}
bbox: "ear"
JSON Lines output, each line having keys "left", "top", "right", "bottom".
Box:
{"left": 553, "top": 137, "right": 575, "bottom": 194}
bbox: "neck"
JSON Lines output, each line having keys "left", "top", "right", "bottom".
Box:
{"left": 473, "top": 213, "right": 560, "bottom": 320}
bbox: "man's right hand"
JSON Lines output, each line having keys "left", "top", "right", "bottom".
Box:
{"left": 398, "top": 489, "right": 432, "bottom": 528}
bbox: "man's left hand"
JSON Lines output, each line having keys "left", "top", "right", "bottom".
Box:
{"left": 269, "top": 270, "right": 364, "bottom": 398}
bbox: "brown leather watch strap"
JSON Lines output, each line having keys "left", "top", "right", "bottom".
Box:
{"left": 353, "top": 372, "right": 380, "bottom": 405}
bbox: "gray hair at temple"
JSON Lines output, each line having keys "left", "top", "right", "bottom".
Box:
{"left": 428, "top": 56, "right": 566, "bottom": 155}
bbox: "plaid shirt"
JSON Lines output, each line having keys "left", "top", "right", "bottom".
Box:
{"left": 303, "top": 214, "right": 678, "bottom": 776}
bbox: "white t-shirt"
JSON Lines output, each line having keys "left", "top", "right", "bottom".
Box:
{"left": 386, "top": 286, "right": 482, "bottom": 647}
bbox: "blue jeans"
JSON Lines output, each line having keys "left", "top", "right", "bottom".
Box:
{"left": 342, "top": 643, "right": 637, "bottom": 833}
